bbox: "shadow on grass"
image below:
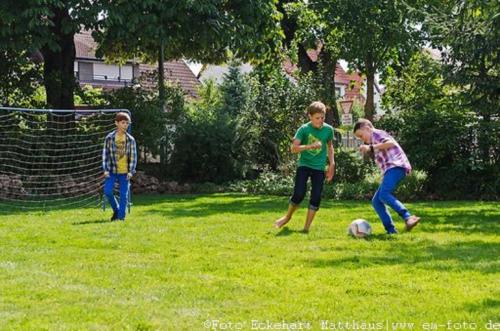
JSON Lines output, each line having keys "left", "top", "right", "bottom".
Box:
{"left": 415, "top": 208, "right": 500, "bottom": 235}
{"left": 363, "top": 233, "right": 400, "bottom": 241}
{"left": 465, "top": 298, "right": 500, "bottom": 312}
{"left": 413, "top": 201, "right": 500, "bottom": 234}
{"left": 72, "top": 219, "right": 114, "bottom": 226}
{"left": 275, "top": 227, "right": 309, "bottom": 237}
{"left": 142, "top": 195, "right": 368, "bottom": 220}
{"left": 307, "top": 239, "right": 500, "bottom": 274}
{"left": 464, "top": 298, "right": 500, "bottom": 322}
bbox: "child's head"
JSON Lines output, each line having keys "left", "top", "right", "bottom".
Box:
{"left": 115, "top": 112, "right": 131, "bottom": 132}
{"left": 353, "top": 119, "right": 374, "bottom": 143}
{"left": 307, "top": 101, "right": 326, "bottom": 128}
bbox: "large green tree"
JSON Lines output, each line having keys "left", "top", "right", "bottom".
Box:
{"left": 0, "top": 0, "right": 101, "bottom": 109}
{"left": 278, "top": 0, "right": 343, "bottom": 126}
{"left": 422, "top": 0, "right": 499, "bottom": 166}
{"left": 95, "top": 0, "right": 283, "bottom": 108}
{"left": 0, "top": 50, "right": 42, "bottom": 107}
{"left": 320, "top": 0, "right": 423, "bottom": 121}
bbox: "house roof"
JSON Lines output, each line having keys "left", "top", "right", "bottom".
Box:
{"left": 75, "top": 30, "right": 97, "bottom": 59}
{"left": 284, "top": 48, "right": 382, "bottom": 102}
{"left": 138, "top": 62, "right": 200, "bottom": 98}
{"left": 74, "top": 31, "right": 200, "bottom": 97}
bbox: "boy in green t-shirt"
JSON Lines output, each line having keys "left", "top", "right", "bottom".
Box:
{"left": 274, "top": 101, "right": 335, "bottom": 232}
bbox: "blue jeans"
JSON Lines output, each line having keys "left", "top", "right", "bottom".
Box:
{"left": 290, "top": 166, "right": 325, "bottom": 211}
{"left": 372, "top": 167, "right": 411, "bottom": 234}
{"left": 104, "top": 173, "right": 130, "bottom": 220}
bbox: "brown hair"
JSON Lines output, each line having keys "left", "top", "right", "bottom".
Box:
{"left": 353, "top": 119, "right": 373, "bottom": 133}
{"left": 307, "top": 101, "right": 326, "bottom": 116}
{"left": 115, "top": 112, "right": 131, "bottom": 123}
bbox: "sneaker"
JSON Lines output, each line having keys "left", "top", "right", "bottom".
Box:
{"left": 405, "top": 216, "right": 421, "bottom": 231}
{"left": 110, "top": 211, "right": 118, "bottom": 221}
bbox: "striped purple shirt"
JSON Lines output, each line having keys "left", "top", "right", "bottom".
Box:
{"left": 372, "top": 129, "right": 412, "bottom": 174}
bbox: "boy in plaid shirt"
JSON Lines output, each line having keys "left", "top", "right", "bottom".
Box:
{"left": 102, "top": 112, "right": 137, "bottom": 221}
{"left": 354, "top": 119, "right": 420, "bottom": 234}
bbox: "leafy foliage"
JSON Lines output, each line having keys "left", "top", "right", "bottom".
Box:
{"left": 105, "top": 83, "right": 185, "bottom": 162}
{"left": 380, "top": 51, "right": 497, "bottom": 199}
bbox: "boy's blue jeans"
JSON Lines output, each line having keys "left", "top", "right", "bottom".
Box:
{"left": 104, "top": 173, "right": 130, "bottom": 220}
{"left": 372, "top": 167, "right": 411, "bottom": 234}
{"left": 290, "top": 166, "right": 325, "bottom": 211}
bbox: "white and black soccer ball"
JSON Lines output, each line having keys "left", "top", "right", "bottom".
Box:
{"left": 348, "top": 219, "right": 372, "bottom": 238}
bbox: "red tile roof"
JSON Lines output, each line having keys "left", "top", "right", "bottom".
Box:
{"left": 283, "top": 48, "right": 372, "bottom": 103}
{"left": 74, "top": 31, "right": 200, "bottom": 97}
{"left": 75, "top": 30, "right": 96, "bottom": 59}
{"left": 138, "top": 62, "right": 200, "bottom": 98}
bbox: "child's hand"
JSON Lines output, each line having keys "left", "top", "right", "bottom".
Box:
{"left": 359, "top": 144, "right": 370, "bottom": 154}
{"left": 127, "top": 173, "right": 133, "bottom": 180}
{"left": 326, "top": 164, "right": 335, "bottom": 182}
{"left": 310, "top": 141, "right": 322, "bottom": 150}
{"left": 104, "top": 171, "right": 110, "bottom": 178}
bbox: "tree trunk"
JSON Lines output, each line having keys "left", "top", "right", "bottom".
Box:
{"left": 158, "top": 38, "right": 166, "bottom": 110}
{"left": 318, "top": 51, "right": 340, "bottom": 127}
{"left": 298, "top": 43, "right": 317, "bottom": 74}
{"left": 158, "top": 39, "right": 167, "bottom": 170}
{"left": 41, "top": 6, "right": 76, "bottom": 110}
{"left": 364, "top": 53, "right": 375, "bottom": 122}
{"left": 276, "top": 0, "right": 317, "bottom": 74}
{"left": 277, "top": 0, "right": 297, "bottom": 49}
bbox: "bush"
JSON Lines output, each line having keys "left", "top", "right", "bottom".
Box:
{"left": 169, "top": 113, "right": 248, "bottom": 183}
{"left": 226, "top": 167, "right": 427, "bottom": 201}
{"left": 248, "top": 68, "right": 320, "bottom": 170}
{"left": 381, "top": 51, "right": 497, "bottom": 199}
{"left": 334, "top": 148, "right": 377, "bottom": 183}
{"left": 168, "top": 64, "right": 255, "bottom": 183}
{"left": 228, "top": 170, "right": 294, "bottom": 196}
{"left": 105, "top": 83, "right": 184, "bottom": 163}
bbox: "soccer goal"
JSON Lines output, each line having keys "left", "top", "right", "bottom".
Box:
{"left": 0, "top": 107, "right": 131, "bottom": 211}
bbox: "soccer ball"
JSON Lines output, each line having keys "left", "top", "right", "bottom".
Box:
{"left": 348, "top": 219, "right": 372, "bottom": 238}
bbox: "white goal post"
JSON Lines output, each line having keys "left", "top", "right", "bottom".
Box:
{"left": 0, "top": 107, "right": 132, "bottom": 211}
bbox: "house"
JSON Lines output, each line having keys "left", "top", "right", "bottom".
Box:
{"left": 283, "top": 49, "right": 384, "bottom": 114}
{"left": 198, "top": 49, "right": 383, "bottom": 114}
{"left": 74, "top": 30, "right": 200, "bottom": 98}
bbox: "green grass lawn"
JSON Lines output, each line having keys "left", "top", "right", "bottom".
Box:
{"left": 0, "top": 194, "right": 498, "bottom": 330}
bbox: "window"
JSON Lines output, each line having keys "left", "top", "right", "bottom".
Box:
{"left": 93, "top": 63, "right": 120, "bottom": 81}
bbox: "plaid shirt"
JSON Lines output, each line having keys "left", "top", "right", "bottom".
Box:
{"left": 372, "top": 129, "right": 412, "bottom": 174}
{"left": 102, "top": 130, "right": 137, "bottom": 175}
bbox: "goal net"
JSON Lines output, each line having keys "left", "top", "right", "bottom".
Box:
{"left": 0, "top": 107, "right": 131, "bottom": 211}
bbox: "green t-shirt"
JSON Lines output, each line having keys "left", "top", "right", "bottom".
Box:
{"left": 294, "top": 122, "right": 334, "bottom": 171}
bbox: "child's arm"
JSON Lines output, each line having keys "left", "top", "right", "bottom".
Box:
{"left": 326, "top": 140, "right": 335, "bottom": 182}
{"left": 372, "top": 138, "right": 396, "bottom": 152}
{"left": 360, "top": 139, "right": 396, "bottom": 154}
{"left": 102, "top": 137, "right": 111, "bottom": 177}
{"left": 290, "top": 139, "right": 321, "bottom": 154}
{"left": 128, "top": 137, "right": 138, "bottom": 180}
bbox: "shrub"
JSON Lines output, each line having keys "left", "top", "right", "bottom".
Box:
{"left": 334, "top": 148, "right": 377, "bottom": 183}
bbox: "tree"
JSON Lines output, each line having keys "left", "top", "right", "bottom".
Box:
{"left": 320, "top": 0, "right": 423, "bottom": 121}
{"left": 380, "top": 51, "right": 496, "bottom": 198}
{"left": 0, "top": 50, "right": 42, "bottom": 107}
{"left": 422, "top": 0, "right": 499, "bottom": 168}
{"left": 277, "top": 0, "right": 317, "bottom": 73}
{"left": 0, "top": 1, "right": 102, "bottom": 109}
{"left": 282, "top": 0, "right": 343, "bottom": 126}
{"left": 105, "top": 83, "right": 184, "bottom": 164}
{"left": 95, "top": 0, "right": 283, "bottom": 109}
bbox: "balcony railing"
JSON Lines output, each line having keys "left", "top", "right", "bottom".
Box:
{"left": 75, "top": 72, "right": 134, "bottom": 86}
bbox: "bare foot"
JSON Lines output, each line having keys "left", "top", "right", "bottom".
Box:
{"left": 273, "top": 216, "right": 290, "bottom": 229}
{"left": 405, "top": 215, "right": 421, "bottom": 231}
